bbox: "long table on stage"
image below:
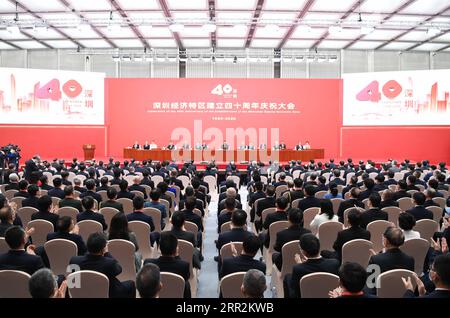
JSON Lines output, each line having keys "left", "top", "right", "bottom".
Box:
{"left": 123, "top": 148, "right": 324, "bottom": 162}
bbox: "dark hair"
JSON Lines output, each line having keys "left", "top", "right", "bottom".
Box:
{"left": 171, "top": 211, "right": 185, "bottom": 229}
{"left": 107, "top": 187, "right": 117, "bottom": 200}
{"left": 29, "top": 268, "right": 57, "bottom": 298}
{"left": 53, "top": 177, "right": 62, "bottom": 188}
{"left": 61, "top": 171, "right": 69, "bottom": 179}
{"left": 294, "top": 178, "right": 303, "bottom": 188}
{"left": 318, "top": 176, "right": 326, "bottom": 185}
{"left": 369, "top": 192, "right": 381, "bottom": 208}
{"left": 133, "top": 196, "right": 145, "bottom": 210}
{"left": 350, "top": 187, "right": 360, "bottom": 199}
{"left": 87, "top": 232, "right": 107, "bottom": 254}
{"left": 412, "top": 192, "right": 426, "bottom": 205}
{"left": 40, "top": 175, "right": 49, "bottom": 185}
{"left": 329, "top": 184, "right": 339, "bottom": 197}
{"left": 136, "top": 264, "right": 161, "bottom": 298}
{"left": 4, "top": 226, "right": 25, "bottom": 249}
{"left": 243, "top": 235, "right": 260, "bottom": 256}
{"left": 383, "top": 227, "right": 405, "bottom": 247}
{"left": 159, "top": 232, "right": 178, "bottom": 256}
{"left": 57, "top": 216, "right": 72, "bottom": 232}
{"left": 185, "top": 196, "right": 197, "bottom": 210}
{"left": 184, "top": 186, "right": 194, "bottom": 197}
{"left": 299, "top": 234, "right": 320, "bottom": 257}
{"left": 398, "top": 213, "right": 416, "bottom": 231}
{"left": 108, "top": 213, "right": 131, "bottom": 241}
{"left": 398, "top": 180, "right": 408, "bottom": 190}
{"left": 288, "top": 208, "right": 303, "bottom": 225}
{"left": 85, "top": 179, "right": 96, "bottom": 191}
{"left": 100, "top": 177, "right": 109, "bottom": 185}
{"left": 388, "top": 171, "right": 395, "bottom": 178}
{"left": 266, "top": 185, "right": 275, "bottom": 197}
{"left": 224, "top": 197, "right": 236, "bottom": 210}
{"left": 37, "top": 195, "right": 52, "bottom": 212}
{"left": 27, "top": 184, "right": 39, "bottom": 196}
{"left": 64, "top": 185, "right": 74, "bottom": 197}
{"left": 191, "top": 179, "right": 200, "bottom": 190}
{"left": 254, "top": 181, "right": 263, "bottom": 192}
{"left": 433, "top": 254, "right": 450, "bottom": 287}
{"left": 363, "top": 178, "right": 374, "bottom": 190}
{"left": 81, "top": 196, "right": 95, "bottom": 210}
{"left": 119, "top": 179, "right": 128, "bottom": 191}
{"left": 150, "top": 189, "right": 161, "bottom": 201}
{"left": 231, "top": 209, "right": 247, "bottom": 227}
{"left": 375, "top": 174, "right": 385, "bottom": 183}
{"left": 347, "top": 208, "right": 362, "bottom": 227}
{"left": 339, "top": 262, "right": 367, "bottom": 293}
{"left": 18, "top": 180, "right": 29, "bottom": 191}
{"left": 304, "top": 185, "right": 316, "bottom": 196}
{"left": 276, "top": 196, "right": 289, "bottom": 210}
{"left": 320, "top": 199, "right": 334, "bottom": 220}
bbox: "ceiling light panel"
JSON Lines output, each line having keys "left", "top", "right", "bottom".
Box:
{"left": 283, "top": 39, "right": 316, "bottom": 48}
{"left": 147, "top": 39, "right": 177, "bottom": 47}
{"left": 264, "top": 0, "right": 307, "bottom": 11}
{"left": 43, "top": 40, "right": 78, "bottom": 48}
{"left": 254, "top": 26, "right": 288, "bottom": 38}
{"left": 98, "top": 26, "right": 136, "bottom": 38}
{"left": 178, "top": 27, "right": 210, "bottom": 37}
{"left": 216, "top": 0, "right": 257, "bottom": 10}
{"left": 216, "top": 12, "right": 253, "bottom": 23}
{"left": 259, "top": 12, "right": 297, "bottom": 23}
{"left": 10, "top": 40, "right": 47, "bottom": 49}
{"left": 62, "top": 26, "right": 100, "bottom": 38}
{"left": 167, "top": 0, "right": 208, "bottom": 10}
{"left": 117, "top": 0, "right": 160, "bottom": 10}
{"left": 216, "top": 26, "right": 249, "bottom": 37}
{"left": 32, "top": 28, "right": 65, "bottom": 39}
{"left": 397, "top": 31, "right": 433, "bottom": 42}
{"left": 182, "top": 39, "right": 211, "bottom": 47}
{"left": 250, "top": 39, "right": 281, "bottom": 48}
{"left": 318, "top": 40, "right": 350, "bottom": 49}
{"left": 0, "top": 30, "right": 29, "bottom": 40}
{"left": 112, "top": 39, "right": 144, "bottom": 48}
{"left": 138, "top": 26, "right": 172, "bottom": 37}
{"left": 126, "top": 12, "right": 166, "bottom": 21}
{"left": 217, "top": 39, "right": 246, "bottom": 47}
{"left": 400, "top": 0, "right": 450, "bottom": 15}
{"left": 380, "top": 42, "right": 416, "bottom": 50}
{"left": 362, "top": 29, "right": 405, "bottom": 40}
{"left": 310, "top": 0, "right": 357, "bottom": 11}
{"left": 326, "top": 28, "right": 362, "bottom": 39}
{"left": 412, "top": 43, "right": 448, "bottom": 51}
{"left": 68, "top": 0, "right": 112, "bottom": 11}
{"left": 348, "top": 41, "right": 385, "bottom": 49}
{"left": 359, "top": 0, "right": 409, "bottom": 13}
{"left": 171, "top": 12, "right": 209, "bottom": 20}
{"left": 19, "top": 0, "right": 67, "bottom": 11}
{"left": 291, "top": 26, "right": 325, "bottom": 39}
{"left": 78, "top": 39, "right": 112, "bottom": 48}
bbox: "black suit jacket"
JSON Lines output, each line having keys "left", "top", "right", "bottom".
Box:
{"left": 5, "top": 183, "right": 19, "bottom": 191}
{"left": 0, "top": 250, "right": 44, "bottom": 275}
{"left": 47, "top": 231, "right": 87, "bottom": 255}
{"left": 128, "top": 184, "right": 148, "bottom": 199}
{"left": 116, "top": 190, "right": 135, "bottom": 201}
{"left": 48, "top": 188, "right": 65, "bottom": 199}
{"left": 423, "top": 200, "right": 439, "bottom": 208}
{"left": 218, "top": 200, "right": 242, "bottom": 215}
{"left": 140, "top": 177, "right": 155, "bottom": 189}
{"left": 393, "top": 190, "right": 411, "bottom": 201}
{"left": 360, "top": 208, "right": 388, "bottom": 229}
{"left": 218, "top": 192, "right": 241, "bottom": 204}
{"left": 255, "top": 196, "right": 276, "bottom": 217}
{"left": 22, "top": 196, "right": 39, "bottom": 209}
{"left": 404, "top": 289, "right": 450, "bottom": 298}
{"left": 24, "top": 160, "right": 39, "bottom": 181}
{"left": 216, "top": 228, "right": 254, "bottom": 252}
{"left": 144, "top": 256, "right": 191, "bottom": 298}
{"left": 337, "top": 199, "right": 364, "bottom": 223}
{"left": 180, "top": 209, "right": 203, "bottom": 232}
{"left": 169, "top": 178, "right": 184, "bottom": 191}
{"left": 288, "top": 258, "right": 340, "bottom": 298}
{"left": 406, "top": 206, "right": 433, "bottom": 221}
{"left": 179, "top": 199, "right": 205, "bottom": 216}
{"left": 76, "top": 210, "right": 108, "bottom": 230}
{"left": 80, "top": 190, "right": 103, "bottom": 203}
{"left": 332, "top": 226, "right": 371, "bottom": 260}
{"left": 298, "top": 196, "right": 322, "bottom": 212}
{"left": 379, "top": 199, "right": 399, "bottom": 209}
{"left": 369, "top": 248, "right": 414, "bottom": 273}
{"left": 31, "top": 210, "right": 59, "bottom": 230}
{"left": 273, "top": 225, "right": 311, "bottom": 270}
{"left": 126, "top": 212, "right": 155, "bottom": 232}
{"left": 59, "top": 198, "right": 83, "bottom": 212}
{"left": 100, "top": 200, "right": 124, "bottom": 213}
{"left": 220, "top": 255, "right": 266, "bottom": 279}
{"left": 14, "top": 191, "right": 29, "bottom": 198}
{"left": 169, "top": 228, "right": 196, "bottom": 247}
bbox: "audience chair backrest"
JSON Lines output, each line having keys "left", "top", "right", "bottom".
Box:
{"left": 220, "top": 272, "right": 246, "bottom": 298}
{"left": 67, "top": 270, "right": 109, "bottom": 298}
{"left": 300, "top": 272, "right": 340, "bottom": 298}
{"left": 0, "top": 270, "right": 31, "bottom": 298}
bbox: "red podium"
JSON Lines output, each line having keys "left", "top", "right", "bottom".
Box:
{"left": 83, "top": 144, "right": 96, "bottom": 161}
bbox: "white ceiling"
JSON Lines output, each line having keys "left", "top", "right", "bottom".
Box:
{"left": 0, "top": 0, "right": 448, "bottom": 52}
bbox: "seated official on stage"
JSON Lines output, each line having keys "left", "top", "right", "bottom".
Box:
{"left": 166, "top": 141, "right": 176, "bottom": 150}
{"left": 131, "top": 141, "right": 140, "bottom": 149}
{"left": 181, "top": 142, "right": 190, "bottom": 150}
{"left": 295, "top": 142, "right": 303, "bottom": 151}
{"left": 143, "top": 141, "right": 150, "bottom": 150}
{"left": 303, "top": 141, "right": 311, "bottom": 150}
{"left": 149, "top": 140, "right": 158, "bottom": 150}
{"left": 221, "top": 141, "right": 230, "bottom": 150}
{"left": 259, "top": 143, "right": 267, "bottom": 150}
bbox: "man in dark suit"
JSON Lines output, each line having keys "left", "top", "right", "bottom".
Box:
{"left": 58, "top": 186, "right": 83, "bottom": 212}
{"left": 24, "top": 157, "right": 39, "bottom": 181}
{"left": 284, "top": 234, "right": 340, "bottom": 298}
{"left": 39, "top": 175, "right": 54, "bottom": 191}
{"left": 60, "top": 171, "right": 72, "bottom": 187}
{"left": 332, "top": 208, "right": 371, "bottom": 260}
{"left": 406, "top": 175, "right": 420, "bottom": 191}
{"left": 77, "top": 196, "right": 108, "bottom": 230}
{"left": 373, "top": 174, "right": 387, "bottom": 192}
{"left": 273, "top": 172, "right": 288, "bottom": 188}
{"left": 78, "top": 180, "right": 102, "bottom": 204}
{"left": 0, "top": 206, "right": 15, "bottom": 237}
{"left": 273, "top": 208, "right": 311, "bottom": 271}
{"left": 384, "top": 171, "right": 397, "bottom": 186}
{"left": 179, "top": 186, "right": 204, "bottom": 216}
{"left": 31, "top": 195, "right": 59, "bottom": 230}
{"left": 298, "top": 185, "right": 322, "bottom": 212}
{"left": 337, "top": 187, "right": 364, "bottom": 223}
{"left": 218, "top": 180, "right": 241, "bottom": 202}
{"left": 329, "top": 169, "right": 345, "bottom": 187}
{"left": 0, "top": 226, "right": 44, "bottom": 275}
{"left": 73, "top": 178, "right": 87, "bottom": 193}
{"left": 359, "top": 178, "right": 377, "bottom": 201}
{"left": 22, "top": 184, "right": 40, "bottom": 209}
{"left": 403, "top": 254, "right": 450, "bottom": 298}
{"left": 70, "top": 232, "right": 135, "bottom": 298}
{"left": 48, "top": 177, "right": 65, "bottom": 199}
{"left": 169, "top": 170, "right": 184, "bottom": 191}
{"left": 220, "top": 235, "right": 266, "bottom": 279}
{"left": 217, "top": 210, "right": 254, "bottom": 256}
{"left": 191, "top": 179, "right": 206, "bottom": 207}
{"left": 218, "top": 188, "right": 242, "bottom": 215}
{"left": 249, "top": 182, "right": 266, "bottom": 222}
{"left": 379, "top": 189, "right": 400, "bottom": 209}
{"left": 127, "top": 196, "right": 159, "bottom": 246}
{"left": 423, "top": 188, "right": 440, "bottom": 208}
{"left": 100, "top": 188, "right": 124, "bottom": 213}
{"left": 368, "top": 227, "right": 414, "bottom": 273}
{"left": 140, "top": 169, "right": 155, "bottom": 189}
{"left": 218, "top": 197, "right": 237, "bottom": 233}
{"left": 5, "top": 173, "right": 20, "bottom": 191}
{"left": 262, "top": 197, "right": 289, "bottom": 248}
{"left": 406, "top": 192, "right": 433, "bottom": 221}
{"left": 14, "top": 180, "right": 30, "bottom": 198}
{"left": 393, "top": 180, "right": 412, "bottom": 201}
{"left": 96, "top": 177, "right": 109, "bottom": 192}
{"left": 360, "top": 193, "right": 388, "bottom": 229}
{"left": 128, "top": 177, "right": 148, "bottom": 199}
{"left": 46, "top": 216, "right": 87, "bottom": 255}
{"left": 255, "top": 185, "right": 276, "bottom": 228}
{"left": 144, "top": 232, "right": 191, "bottom": 298}
{"left": 332, "top": 262, "right": 376, "bottom": 298}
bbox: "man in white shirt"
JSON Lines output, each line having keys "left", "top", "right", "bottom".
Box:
{"left": 303, "top": 141, "right": 311, "bottom": 150}
{"left": 149, "top": 140, "right": 157, "bottom": 150}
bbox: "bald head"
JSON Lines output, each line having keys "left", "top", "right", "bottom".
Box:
{"left": 226, "top": 187, "right": 237, "bottom": 199}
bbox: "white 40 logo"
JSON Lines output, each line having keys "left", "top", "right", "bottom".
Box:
{"left": 211, "top": 84, "right": 233, "bottom": 96}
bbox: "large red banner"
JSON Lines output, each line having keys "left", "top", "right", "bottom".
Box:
{"left": 106, "top": 78, "right": 342, "bottom": 159}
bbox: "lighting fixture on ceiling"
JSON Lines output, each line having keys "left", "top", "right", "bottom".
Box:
{"left": 317, "top": 55, "right": 327, "bottom": 63}
{"left": 144, "top": 55, "right": 153, "bottom": 62}
{"left": 133, "top": 55, "right": 143, "bottom": 62}
{"left": 295, "top": 56, "right": 305, "bottom": 63}
{"left": 122, "top": 55, "right": 131, "bottom": 62}
{"left": 112, "top": 55, "right": 120, "bottom": 62}
{"left": 233, "top": 56, "right": 238, "bottom": 64}
{"left": 328, "top": 55, "right": 338, "bottom": 62}
{"left": 306, "top": 55, "right": 316, "bottom": 62}
{"left": 169, "top": 23, "right": 184, "bottom": 32}
{"left": 328, "top": 25, "right": 343, "bottom": 34}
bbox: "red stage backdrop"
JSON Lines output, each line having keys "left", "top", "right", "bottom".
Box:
{"left": 106, "top": 78, "right": 342, "bottom": 159}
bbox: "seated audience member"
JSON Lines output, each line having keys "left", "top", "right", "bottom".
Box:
{"left": 22, "top": 184, "right": 40, "bottom": 209}
{"left": 316, "top": 176, "right": 328, "bottom": 192}
{"left": 273, "top": 172, "right": 288, "bottom": 188}
{"left": 403, "top": 254, "right": 450, "bottom": 298}
{"left": 405, "top": 192, "right": 433, "bottom": 221}
{"left": 47, "top": 216, "right": 86, "bottom": 255}
{"left": 428, "top": 179, "right": 445, "bottom": 198}
{"left": 179, "top": 186, "right": 204, "bottom": 216}
{"left": 373, "top": 174, "right": 387, "bottom": 192}
{"left": 337, "top": 187, "right": 364, "bottom": 223}
{"left": 0, "top": 226, "right": 44, "bottom": 274}
{"left": 136, "top": 263, "right": 162, "bottom": 298}
{"left": 73, "top": 178, "right": 87, "bottom": 193}
{"left": 342, "top": 176, "right": 358, "bottom": 196}
{"left": 140, "top": 169, "right": 155, "bottom": 189}
{"left": 29, "top": 268, "right": 66, "bottom": 298}
{"left": 108, "top": 213, "right": 141, "bottom": 271}
{"left": 379, "top": 189, "right": 399, "bottom": 209}
{"left": 14, "top": 180, "right": 30, "bottom": 198}
{"left": 58, "top": 186, "right": 83, "bottom": 212}
{"left": 100, "top": 187, "right": 124, "bottom": 213}
{"left": 70, "top": 232, "right": 136, "bottom": 298}
{"left": 329, "top": 262, "right": 375, "bottom": 298}
{"left": 129, "top": 177, "right": 148, "bottom": 199}
{"left": 79, "top": 179, "right": 102, "bottom": 203}
{"left": 360, "top": 193, "right": 388, "bottom": 229}
{"left": 168, "top": 170, "right": 184, "bottom": 191}
{"left": 406, "top": 175, "right": 420, "bottom": 191}
{"left": 384, "top": 170, "right": 397, "bottom": 186}
{"left": 217, "top": 210, "right": 254, "bottom": 253}
{"left": 398, "top": 213, "right": 420, "bottom": 241}
{"left": 262, "top": 197, "right": 289, "bottom": 248}
{"left": 0, "top": 206, "right": 15, "bottom": 237}
{"left": 218, "top": 187, "right": 242, "bottom": 213}
{"left": 218, "top": 197, "right": 237, "bottom": 233}
{"left": 144, "top": 232, "right": 191, "bottom": 298}
{"left": 254, "top": 185, "right": 276, "bottom": 224}
{"left": 77, "top": 196, "right": 108, "bottom": 231}
{"left": 60, "top": 171, "right": 72, "bottom": 186}
{"left": 329, "top": 169, "right": 345, "bottom": 187}
{"left": 220, "top": 236, "right": 266, "bottom": 279}
{"left": 169, "top": 211, "right": 201, "bottom": 269}
{"left": 359, "top": 178, "right": 376, "bottom": 201}
{"left": 39, "top": 175, "right": 54, "bottom": 191}
{"left": 298, "top": 185, "right": 322, "bottom": 212}
{"left": 310, "top": 199, "right": 339, "bottom": 234}
{"left": 5, "top": 173, "right": 20, "bottom": 191}
{"left": 115, "top": 180, "right": 135, "bottom": 200}
{"left": 110, "top": 169, "right": 123, "bottom": 185}
{"left": 368, "top": 227, "right": 414, "bottom": 273}
{"left": 393, "top": 180, "right": 412, "bottom": 201}
{"left": 31, "top": 195, "right": 59, "bottom": 229}
{"left": 96, "top": 177, "right": 109, "bottom": 192}
{"left": 144, "top": 189, "right": 167, "bottom": 230}
{"left": 285, "top": 234, "right": 340, "bottom": 298}
{"left": 48, "top": 178, "right": 65, "bottom": 199}
{"left": 180, "top": 196, "right": 203, "bottom": 235}
{"left": 324, "top": 184, "right": 342, "bottom": 199}
{"left": 241, "top": 269, "right": 267, "bottom": 298}
{"left": 331, "top": 208, "right": 371, "bottom": 261}
{"left": 423, "top": 188, "right": 440, "bottom": 208}
{"left": 273, "top": 208, "right": 311, "bottom": 271}
{"left": 287, "top": 178, "right": 305, "bottom": 202}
